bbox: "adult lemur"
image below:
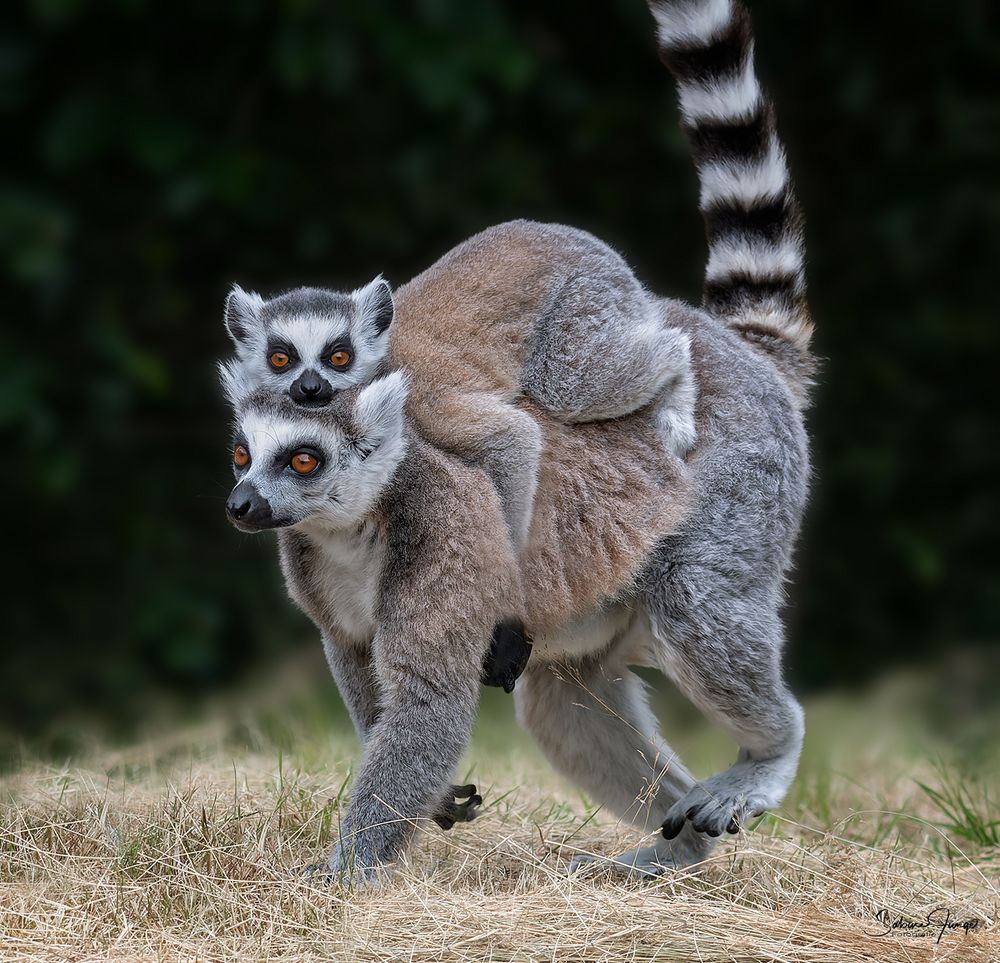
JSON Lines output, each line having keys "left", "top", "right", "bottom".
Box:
{"left": 223, "top": 0, "right": 811, "bottom": 880}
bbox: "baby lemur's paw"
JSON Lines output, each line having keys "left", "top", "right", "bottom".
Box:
{"left": 481, "top": 619, "right": 533, "bottom": 693}
{"left": 432, "top": 783, "right": 483, "bottom": 830}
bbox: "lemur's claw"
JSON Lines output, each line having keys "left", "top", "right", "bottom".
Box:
{"left": 482, "top": 619, "right": 533, "bottom": 692}
{"left": 432, "top": 783, "right": 483, "bottom": 830}
{"left": 660, "top": 814, "right": 685, "bottom": 840}
{"left": 662, "top": 779, "right": 773, "bottom": 841}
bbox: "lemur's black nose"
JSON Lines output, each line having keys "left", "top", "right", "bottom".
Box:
{"left": 290, "top": 370, "right": 333, "bottom": 407}
{"left": 226, "top": 481, "right": 280, "bottom": 531}
{"left": 227, "top": 496, "right": 251, "bottom": 520}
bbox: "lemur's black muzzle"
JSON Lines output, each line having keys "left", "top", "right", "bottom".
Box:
{"left": 289, "top": 369, "right": 333, "bottom": 407}
{"left": 226, "top": 480, "right": 281, "bottom": 532}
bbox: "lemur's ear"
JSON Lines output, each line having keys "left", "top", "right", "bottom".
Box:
{"left": 355, "top": 371, "right": 409, "bottom": 446}
{"left": 353, "top": 276, "right": 394, "bottom": 336}
{"left": 223, "top": 284, "right": 265, "bottom": 345}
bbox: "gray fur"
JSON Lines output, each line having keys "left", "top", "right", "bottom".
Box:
{"left": 321, "top": 635, "right": 381, "bottom": 736}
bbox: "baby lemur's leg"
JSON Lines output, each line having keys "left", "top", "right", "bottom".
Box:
{"left": 522, "top": 259, "right": 698, "bottom": 456}
{"left": 322, "top": 636, "right": 481, "bottom": 831}
{"left": 643, "top": 583, "right": 805, "bottom": 841}
{"left": 475, "top": 405, "right": 542, "bottom": 549}
{"left": 515, "top": 653, "right": 713, "bottom": 876}
{"left": 415, "top": 387, "right": 542, "bottom": 549}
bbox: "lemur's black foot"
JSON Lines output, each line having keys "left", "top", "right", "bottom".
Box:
{"left": 481, "top": 618, "right": 533, "bottom": 693}
{"left": 432, "top": 783, "right": 483, "bottom": 830}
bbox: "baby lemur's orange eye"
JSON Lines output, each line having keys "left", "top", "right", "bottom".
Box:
{"left": 290, "top": 452, "right": 319, "bottom": 475}
{"left": 233, "top": 445, "right": 250, "bottom": 467}
{"left": 330, "top": 350, "right": 351, "bottom": 368}
{"left": 269, "top": 351, "right": 290, "bottom": 369}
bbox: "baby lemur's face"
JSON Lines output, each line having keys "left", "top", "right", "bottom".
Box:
{"left": 221, "top": 277, "right": 394, "bottom": 408}
{"left": 224, "top": 373, "right": 409, "bottom": 533}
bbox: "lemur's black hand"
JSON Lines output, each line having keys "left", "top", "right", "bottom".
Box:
{"left": 432, "top": 783, "right": 483, "bottom": 830}
{"left": 481, "top": 619, "right": 533, "bottom": 693}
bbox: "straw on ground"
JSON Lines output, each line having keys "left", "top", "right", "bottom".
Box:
{"left": 2, "top": 663, "right": 997, "bottom": 963}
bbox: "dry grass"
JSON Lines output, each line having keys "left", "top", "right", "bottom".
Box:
{"left": 2, "top": 660, "right": 998, "bottom": 962}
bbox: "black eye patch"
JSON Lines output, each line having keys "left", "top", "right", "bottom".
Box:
{"left": 322, "top": 337, "right": 355, "bottom": 370}
{"left": 270, "top": 443, "right": 326, "bottom": 469}
{"left": 266, "top": 341, "right": 299, "bottom": 370}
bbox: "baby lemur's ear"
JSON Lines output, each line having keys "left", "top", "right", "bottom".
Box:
{"left": 223, "top": 284, "right": 265, "bottom": 346}
{"left": 353, "top": 275, "right": 394, "bottom": 336}
{"left": 355, "top": 371, "right": 409, "bottom": 447}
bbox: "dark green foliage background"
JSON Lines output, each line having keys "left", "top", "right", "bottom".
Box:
{"left": 2, "top": 0, "right": 997, "bottom": 733}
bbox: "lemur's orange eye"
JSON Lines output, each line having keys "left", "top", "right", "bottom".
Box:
{"left": 233, "top": 445, "right": 250, "bottom": 467}
{"left": 290, "top": 452, "right": 319, "bottom": 475}
{"left": 330, "top": 350, "right": 351, "bottom": 368}
{"left": 269, "top": 351, "right": 290, "bottom": 369}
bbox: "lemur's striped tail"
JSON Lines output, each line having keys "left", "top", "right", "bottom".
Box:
{"left": 649, "top": 0, "right": 812, "bottom": 359}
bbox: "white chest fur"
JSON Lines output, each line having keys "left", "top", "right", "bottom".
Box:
{"left": 299, "top": 521, "right": 385, "bottom": 643}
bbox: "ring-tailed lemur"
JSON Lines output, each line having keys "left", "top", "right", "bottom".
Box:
{"left": 220, "top": 221, "right": 697, "bottom": 551}
{"left": 221, "top": 0, "right": 812, "bottom": 882}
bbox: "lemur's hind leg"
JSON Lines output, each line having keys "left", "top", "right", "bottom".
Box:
{"left": 523, "top": 265, "right": 697, "bottom": 456}
{"left": 515, "top": 654, "right": 714, "bottom": 877}
{"left": 643, "top": 581, "right": 805, "bottom": 840}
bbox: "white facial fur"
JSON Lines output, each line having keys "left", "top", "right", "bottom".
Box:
{"left": 232, "top": 372, "right": 410, "bottom": 531}
{"left": 222, "top": 276, "right": 393, "bottom": 402}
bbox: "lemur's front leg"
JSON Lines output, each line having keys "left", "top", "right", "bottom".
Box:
{"left": 322, "top": 635, "right": 483, "bottom": 833}
{"left": 322, "top": 635, "right": 380, "bottom": 735}
{"left": 324, "top": 624, "right": 483, "bottom": 885}
{"left": 319, "top": 440, "right": 520, "bottom": 885}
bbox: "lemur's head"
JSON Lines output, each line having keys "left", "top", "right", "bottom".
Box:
{"left": 221, "top": 277, "right": 394, "bottom": 408}
{"left": 222, "top": 372, "right": 409, "bottom": 533}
